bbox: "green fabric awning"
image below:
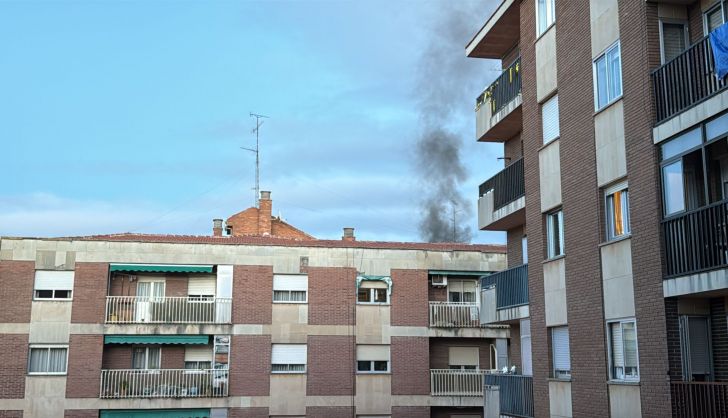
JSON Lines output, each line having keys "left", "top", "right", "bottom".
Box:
{"left": 429, "top": 270, "right": 493, "bottom": 277}
{"left": 109, "top": 264, "right": 213, "bottom": 273}
{"left": 101, "top": 410, "right": 210, "bottom": 418}
{"left": 104, "top": 335, "right": 210, "bottom": 345}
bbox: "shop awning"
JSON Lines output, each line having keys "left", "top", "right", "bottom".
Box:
{"left": 104, "top": 335, "right": 210, "bottom": 345}
{"left": 109, "top": 264, "right": 213, "bottom": 274}
{"left": 100, "top": 410, "right": 210, "bottom": 418}
{"left": 429, "top": 270, "right": 492, "bottom": 277}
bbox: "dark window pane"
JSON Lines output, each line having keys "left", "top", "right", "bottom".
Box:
{"left": 357, "top": 361, "right": 371, "bottom": 371}
{"left": 373, "top": 361, "right": 388, "bottom": 371}
{"left": 357, "top": 289, "right": 370, "bottom": 303}
{"left": 35, "top": 290, "right": 53, "bottom": 299}
{"left": 54, "top": 290, "right": 71, "bottom": 299}
{"left": 374, "top": 289, "right": 387, "bottom": 303}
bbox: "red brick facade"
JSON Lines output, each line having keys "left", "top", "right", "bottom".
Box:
{"left": 229, "top": 335, "right": 270, "bottom": 396}
{"left": 306, "top": 335, "right": 354, "bottom": 396}
{"left": 391, "top": 406, "right": 430, "bottom": 418}
{"left": 307, "top": 267, "right": 356, "bottom": 326}
{"left": 428, "top": 337, "right": 494, "bottom": 369}
{"left": 228, "top": 408, "right": 269, "bottom": 418}
{"left": 391, "top": 336, "right": 429, "bottom": 395}
{"left": 63, "top": 410, "right": 97, "bottom": 418}
{"left": 0, "top": 261, "right": 34, "bottom": 323}
{"left": 232, "top": 265, "right": 272, "bottom": 324}
{"left": 0, "top": 334, "right": 28, "bottom": 399}
{"left": 65, "top": 334, "right": 103, "bottom": 398}
{"left": 390, "top": 269, "right": 428, "bottom": 327}
{"left": 305, "top": 406, "right": 354, "bottom": 417}
{"left": 71, "top": 262, "right": 108, "bottom": 324}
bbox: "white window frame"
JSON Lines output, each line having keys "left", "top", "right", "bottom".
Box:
{"left": 356, "top": 359, "right": 391, "bottom": 374}
{"left": 546, "top": 209, "right": 564, "bottom": 259}
{"left": 271, "top": 344, "right": 307, "bottom": 374}
{"left": 536, "top": 0, "right": 556, "bottom": 37}
{"left": 272, "top": 274, "right": 308, "bottom": 304}
{"left": 704, "top": 2, "right": 725, "bottom": 36}
{"left": 659, "top": 19, "right": 689, "bottom": 64}
{"left": 447, "top": 279, "right": 478, "bottom": 304}
{"left": 541, "top": 94, "right": 560, "bottom": 144}
{"left": 33, "top": 270, "right": 74, "bottom": 301}
{"left": 131, "top": 346, "right": 161, "bottom": 370}
{"left": 593, "top": 41, "right": 623, "bottom": 111}
{"left": 27, "top": 344, "right": 69, "bottom": 375}
{"left": 607, "top": 319, "right": 640, "bottom": 382}
{"left": 357, "top": 281, "right": 390, "bottom": 305}
{"left": 184, "top": 360, "right": 212, "bottom": 371}
{"left": 551, "top": 326, "right": 571, "bottom": 379}
{"left": 605, "top": 182, "right": 631, "bottom": 241}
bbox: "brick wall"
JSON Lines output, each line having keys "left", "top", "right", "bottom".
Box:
{"left": 101, "top": 345, "right": 132, "bottom": 369}
{"left": 504, "top": 133, "right": 523, "bottom": 160}
{"left": 428, "top": 282, "right": 447, "bottom": 302}
{"left": 232, "top": 265, "right": 272, "bottom": 324}
{"left": 510, "top": 322, "right": 522, "bottom": 371}
{"left": 164, "top": 275, "right": 187, "bottom": 297}
{"left": 688, "top": 1, "right": 703, "bottom": 44}
{"left": 0, "top": 260, "right": 34, "bottom": 323}
{"left": 501, "top": 43, "right": 521, "bottom": 69}
{"left": 618, "top": 1, "right": 673, "bottom": 415}
{"left": 66, "top": 334, "right": 103, "bottom": 398}
{"left": 64, "top": 410, "right": 97, "bottom": 418}
{"left": 390, "top": 269, "right": 428, "bottom": 327}
{"left": 307, "top": 267, "right": 356, "bottom": 326}
{"left": 391, "top": 406, "right": 430, "bottom": 418}
{"left": 161, "top": 345, "right": 185, "bottom": 369}
{"left": 428, "top": 337, "right": 493, "bottom": 369}
{"left": 305, "top": 406, "right": 354, "bottom": 418}
{"left": 0, "top": 334, "right": 27, "bottom": 398}
{"left": 228, "top": 408, "right": 269, "bottom": 418}
{"left": 507, "top": 225, "right": 525, "bottom": 268}
{"left": 0, "top": 412, "right": 22, "bottom": 418}
{"left": 71, "top": 262, "right": 108, "bottom": 324}
{"left": 710, "top": 297, "right": 728, "bottom": 381}
{"left": 391, "top": 336, "right": 429, "bottom": 395}
{"left": 108, "top": 274, "right": 135, "bottom": 296}
{"left": 229, "top": 335, "right": 270, "bottom": 396}
{"left": 306, "top": 335, "right": 354, "bottom": 395}
{"left": 665, "top": 298, "right": 682, "bottom": 381}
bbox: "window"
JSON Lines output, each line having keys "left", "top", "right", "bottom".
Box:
{"left": 660, "top": 21, "right": 687, "bottom": 63}
{"left": 551, "top": 326, "right": 571, "bottom": 379}
{"left": 185, "top": 345, "right": 212, "bottom": 370}
{"left": 356, "top": 345, "right": 390, "bottom": 374}
{"left": 594, "top": 42, "right": 622, "bottom": 110}
{"left": 188, "top": 276, "right": 216, "bottom": 302}
{"left": 357, "top": 280, "right": 389, "bottom": 304}
{"left": 704, "top": 3, "right": 724, "bottom": 35}
{"left": 536, "top": 0, "right": 556, "bottom": 36}
{"left": 132, "top": 346, "right": 161, "bottom": 370}
{"left": 447, "top": 280, "right": 477, "bottom": 303}
{"left": 605, "top": 184, "right": 630, "bottom": 240}
{"left": 185, "top": 361, "right": 212, "bottom": 370}
{"left": 273, "top": 274, "right": 308, "bottom": 303}
{"left": 546, "top": 209, "right": 564, "bottom": 259}
{"left": 271, "top": 344, "right": 307, "bottom": 373}
{"left": 608, "top": 320, "right": 639, "bottom": 380}
{"left": 33, "top": 271, "right": 74, "bottom": 300}
{"left": 542, "top": 95, "right": 560, "bottom": 144}
{"left": 448, "top": 346, "right": 479, "bottom": 370}
{"left": 28, "top": 345, "right": 68, "bottom": 374}
{"left": 522, "top": 236, "right": 528, "bottom": 264}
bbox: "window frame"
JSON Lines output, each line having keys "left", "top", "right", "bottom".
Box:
{"left": 605, "top": 182, "right": 631, "bottom": 241}
{"left": 272, "top": 274, "right": 308, "bottom": 304}
{"left": 593, "top": 41, "right": 623, "bottom": 111}
{"left": 33, "top": 289, "right": 73, "bottom": 301}
{"left": 545, "top": 209, "right": 564, "bottom": 259}
{"left": 271, "top": 344, "right": 307, "bottom": 374}
{"left": 606, "top": 318, "right": 640, "bottom": 382}
{"left": 541, "top": 94, "right": 560, "bottom": 145}
{"left": 659, "top": 19, "right": 689, "bottom": 65}
{"left": 356, "top": 360, "right": 391, "bottom": 374}
{"left": 536, "top": 0, "right": 556, "bottom": 37}
{"left": 704, "top": 2, "right": 725, "bottom": 36}
{"left": 27, "top": 344, "right": 69, "bottom": 375}
{"left": 131, "top": 346, "right": 161, "bottom": 370}
{"left": 447, "top": 279, "right": 478, "bottom": 304}
{"left": 551, "top": 326, "right": 571, "bottom": 379}
{"left": 357, "top": 281, "right": 390, "bottom": 305}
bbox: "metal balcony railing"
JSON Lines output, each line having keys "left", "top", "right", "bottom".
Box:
{"left": 671, "top": 381, "right": 728, "bottom": 418}
{"left": 478, "top": 157, "right": 525, "bottom": 211}
{"left": 652, "top": 36, "right": 727, "bottom": 124}
{"left": 484, "top": 374, "right": 534, "bottom": 418}
{"left": 100, "top": 368, "right": 228, "bottom": 399}
{"left": 428, "top": 302, "right": 481, "bottom": 328}
{"left": 430, "top": 369, "right": 492, "bottom": 396}
{"left": 481, "top": 264, "right": 528, "bottom": 309}
{"left": 476, "top": 57, "right": 521, "bottom": 115}
{"left": 662, "top": 199, "right": 728, "bottom": 278}
{"left": 105, "top": 296, "right": 232, "bottom": 324}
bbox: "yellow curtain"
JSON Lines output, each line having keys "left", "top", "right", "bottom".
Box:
{"left": 613, "top": 192, "right": 623, "bottom": 236}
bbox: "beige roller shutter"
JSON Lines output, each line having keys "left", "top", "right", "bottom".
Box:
{"left": 356, "top": 345, "right": 390, "bottom": 361}
{"left": 449, "top": 346, "right": 479, "bottom": 367}
{"left": 188, "top": 275, "right": 216, "bottom": 296}
{"left": 185, "top": 345, "right": 213, "bottom": 362}
{"left": 360, "top": 280, "right": 388, "bottom": 289}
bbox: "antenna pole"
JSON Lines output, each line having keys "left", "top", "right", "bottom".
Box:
{"left": 242, "top": 112, "right": 269, "bottom": 207}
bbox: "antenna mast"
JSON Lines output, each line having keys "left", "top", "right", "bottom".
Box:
{"left": 241, "top": 112, "right": 269, "bottom": 207}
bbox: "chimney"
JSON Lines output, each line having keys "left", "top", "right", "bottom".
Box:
{"left": 258, "top": 191, "right": 272, "bottom": 236}
{"left": 342, "top": 227, "right": 356, "bottom": 242}
{"left": 212, "top": 219, "right": 223, "bottom": 237}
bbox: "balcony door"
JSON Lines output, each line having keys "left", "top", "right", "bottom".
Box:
{"left": 136, "top": 280, "right": 165, "bottom": 322}
{"left": 448, "top": 280, "right": 477, "bottom": 303}
{"left": 680, "top": 315, "right": 714, "bottom": 381}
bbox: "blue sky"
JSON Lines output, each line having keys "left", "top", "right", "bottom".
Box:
{"left": 1, "top": 0, "right": 504, "bottom": 243}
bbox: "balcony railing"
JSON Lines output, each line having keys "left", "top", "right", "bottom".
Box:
{"left": 429, "top": 302, "right": 481, "bottom": 328}
{"left": 652, "top": 36, "right": 727, "bottom": 124}
{"left": 100, "top": 369, "right": 228, "bottom": 399}
{"left": 671, "top": 381, "right": 728, "bottom": 418}
{"left": 105, "top": 296, "right": 232, "bottom": 324}
{"left": 662, "top": 199, "right": 728, "bottom": 278}
{"left": 482, "top": 264, "right": 528, "bottom": 309}
{"left": 431, "top": 369, "right": 491, "bottom": 396}
{"left": 484, "top": 374, "right": 534, "bottom": 418}
{"left": 476, "top": 57, "right": 521, "bottom": 115}
{"left": 479, "top": 157, "right": 525, "bottom": 211}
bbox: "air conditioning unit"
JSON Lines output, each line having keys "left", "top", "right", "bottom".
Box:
{"left": 431, "top": 275, "right": 448, "bottom": 287}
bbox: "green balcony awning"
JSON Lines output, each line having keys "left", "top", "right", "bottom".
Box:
{"left": 104, "top": 335, "right": 210, "bottom": 345}
{"left": 109, "top": 264, "right": 213, "bottom": 274}
{"left": 101, "top": 410, "right": 210, "bottom": 418}
{"left": 429, "top": 270, "right": 493, "bottom": 277}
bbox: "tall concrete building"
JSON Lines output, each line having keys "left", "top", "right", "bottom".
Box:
{"left": 0, "top": 192, "right": 510, "bottom": 418}
{"left": 469, "top": 0, "right": 728, "bottom": 417}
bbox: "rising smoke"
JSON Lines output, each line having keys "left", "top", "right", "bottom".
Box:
{"left": 414, "top": 1, "right": 495, "bottom": 243}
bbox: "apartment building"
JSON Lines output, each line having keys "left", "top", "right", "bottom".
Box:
{"left": 469, "top": 0, "right": 728, "bottom": 417}
{"left": 0, "top": 192, "right": 510, "bottom": 418}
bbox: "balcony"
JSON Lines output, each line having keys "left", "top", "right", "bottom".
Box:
{"left": 100, "top": 368, "right": 228, "bottom": 399}
{"left": 480, "top": 264, "right": 529, "bottom": 324}
{"left": 430, "top": 369, "right": 491, "bottom": 397}
{"left": 105, "top": 296, "right": 232, "bottom": 324}
{"left": 429, "top": 302, "right": 481, "bottom": 328}
{"left": 653, "top": 36, "right": 727, "bottom": 125}
{"left": 484, "top": 374, "right": 534, "bottom": 418}
{"left": 475, "top": 57, "right": 522, "bottom": 142}
{"left": 662, "top": 199, "right": 728, "bottom": 279}
{"left": 671, "top": 381, "right": 728, "bottom": 418}
{"left": 466, "top": 0, "right": 519, "bottom": 60}
{"left": 478, "top": 158, "right": 525, "bottom": 231}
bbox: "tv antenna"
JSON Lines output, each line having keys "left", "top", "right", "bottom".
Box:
{"left": 241, "top": 112, "right": 269, "bottom": 207}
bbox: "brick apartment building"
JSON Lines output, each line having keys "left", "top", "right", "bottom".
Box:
{"left": 469, "top": 0, "right": 728, "bottom": 417}
{"left": 0, "top": 191, "right": 511, "bottom": 418}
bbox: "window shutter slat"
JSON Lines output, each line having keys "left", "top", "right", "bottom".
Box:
{"left": 273, "top": 275, "right": 308, "bottom": 292}
{"left": 272, "top": 344, "right": 307, "bottom": 364}
{"left": 552, "top": 327, "right": 571, "bottom": 371}
{"left": 542, "top": 95, "right": 560, "bottom": 143}
{"left": 448, "top": 346, "right": 479, "bottom": 367}
{"left": 185, "top": 345, "right": 213, "bottom": 362}
{"left": 34, "top": 271, "right": 74, "bottom": 291}
{"left": 188, "top": 276, "right": 216, "bottom": 296}
{"left": 357, "top": 345, "right": 390, "bottom": 361}
{"left": 611, "top": 323, "right": 624, "bottom": 368}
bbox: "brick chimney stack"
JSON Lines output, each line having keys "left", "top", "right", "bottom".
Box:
{"left": 212, "top": 219, "right": 224, "bottom": 237}
{"left": 342, "top": 227, "right": 356, "bottom": 241}
{"left": 258, "top": 191, "right": 272, "bottom": 236}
